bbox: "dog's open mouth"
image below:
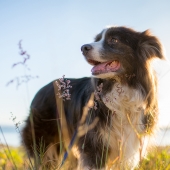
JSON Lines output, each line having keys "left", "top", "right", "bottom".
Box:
{"left": 89, "top": 59, "right": 121, "bottom": 75}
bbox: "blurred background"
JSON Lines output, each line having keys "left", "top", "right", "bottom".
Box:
{"left": 0, "top": 0, "right": 170, "bottom": 146}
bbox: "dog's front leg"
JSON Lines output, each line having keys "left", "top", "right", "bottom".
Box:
{"left": 76, "top": 136, "right": 108, "bottom": 170}
{"left": 77, "top": 161, "right": 105, "bottom": 170}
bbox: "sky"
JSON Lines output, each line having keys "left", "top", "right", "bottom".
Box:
{"left": 0, "top": 0, "right": 170, "bottom": 131}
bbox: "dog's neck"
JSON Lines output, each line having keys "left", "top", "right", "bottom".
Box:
{"left": 102, "top": 82, "right": 145, "bottom": 116}
{"left": 93, "top": 77, "right": 146, "bottom": 128}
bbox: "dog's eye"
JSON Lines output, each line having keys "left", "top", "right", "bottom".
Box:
{"left": 108, "top": 37, "right": 118, "bottom": 45}
{"left": 111, "top": 38, "right": 118, "bottom": 43}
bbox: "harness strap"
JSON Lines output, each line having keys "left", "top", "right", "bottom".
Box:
{"left": 53, "top": 80, "right": 97, "bottom": 168}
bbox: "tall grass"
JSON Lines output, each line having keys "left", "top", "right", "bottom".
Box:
{"left": 0, "top": 144, "right": 170, "bottom": 169}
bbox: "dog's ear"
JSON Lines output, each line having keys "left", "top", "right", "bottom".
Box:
{"left": 137, "top": 30, "right": 165, "bottom": 60}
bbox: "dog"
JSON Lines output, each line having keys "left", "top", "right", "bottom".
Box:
{"left": 22, "top": 26, "right": 164, "bottom": 169}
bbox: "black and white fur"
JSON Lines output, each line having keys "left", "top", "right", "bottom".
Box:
{"left": 22, "top": 26, "right": 164, "bottom": 169}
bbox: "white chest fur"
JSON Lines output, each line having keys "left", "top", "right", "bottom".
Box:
{"left": 100, "top": 83, "right": 149, "bottom": 169}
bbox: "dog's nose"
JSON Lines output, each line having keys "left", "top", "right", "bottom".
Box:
{"left": 81, "top": 44, "right": 92, "bottom": 54}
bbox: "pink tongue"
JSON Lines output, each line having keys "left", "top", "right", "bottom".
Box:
{"left": 91, "top": 61, "right": 120, "bottom": 75}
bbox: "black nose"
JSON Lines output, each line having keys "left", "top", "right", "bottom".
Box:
{"left": 81, "top": 44, "right": 92, "bottom": 54}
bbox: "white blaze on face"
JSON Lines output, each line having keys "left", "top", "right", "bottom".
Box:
{"left": 89, "top": 28, "right": 108, "bottom": 62}
{"left": 87, "top": 26, "right": 122, "bottom": 79}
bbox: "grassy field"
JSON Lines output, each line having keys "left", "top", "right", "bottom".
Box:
{"left": 136, "top": 146, "right": 170, "bottom": 170}
{"left": 0, "top": 144, "right": 170, "bottom": 170}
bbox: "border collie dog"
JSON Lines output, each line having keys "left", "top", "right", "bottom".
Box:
{"left": 22, "top": 26, "right": 164, "bottom": 169}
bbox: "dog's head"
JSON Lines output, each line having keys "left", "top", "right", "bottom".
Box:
{"left": 81, "top": 26, "right": 165, "bottom": 133}
{"left": 81, "top": 26, "right": 165, "bottom": 81}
